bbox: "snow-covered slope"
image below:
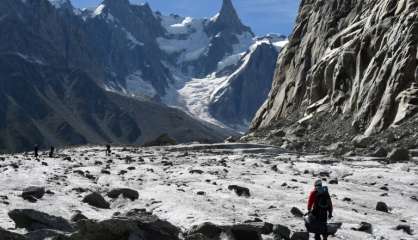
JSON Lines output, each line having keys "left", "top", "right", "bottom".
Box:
{"left": 0, "top": 144, "right": 417, "bottom": 239}
{"left": 154, "top": 0, "right": 288, "bottom": 132}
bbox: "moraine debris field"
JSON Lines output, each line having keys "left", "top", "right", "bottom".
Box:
{"left": 0, "top": 144, "right": 417, "bottom": 239}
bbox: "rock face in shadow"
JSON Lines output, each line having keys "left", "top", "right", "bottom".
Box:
{"left": 209, "top": 41, "right": 279, "bottom": 130}
{"left": 252, "top": 0, "right": 418, "bottom": 136}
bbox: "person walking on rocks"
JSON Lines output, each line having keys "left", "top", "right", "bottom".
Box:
{"left": 307, "top": 179, "right": 333, "bottom": 240}
{"left": 49, "top": 146, "right": 55, "bottom": 158}
{"left": 34, "top": 145, "right": 39, "bottom": 159}
{"left": 106, "top": 144, "right": 111, "bottom": 156}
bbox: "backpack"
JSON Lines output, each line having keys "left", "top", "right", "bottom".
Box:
{"left": 314, "top": 186, "right": 330, "bottom": 210}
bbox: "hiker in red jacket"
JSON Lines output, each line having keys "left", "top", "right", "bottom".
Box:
{"left": 307, "top": 179, "right": 333, "bottom": 240}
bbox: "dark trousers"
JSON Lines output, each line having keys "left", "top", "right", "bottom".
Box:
{"left": 312, "top": 209, "right": 328, "bottom": 240}
{"left": 314, "top": 233, "right": 327, "bottom": 240}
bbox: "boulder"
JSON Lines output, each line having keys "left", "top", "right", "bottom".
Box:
{"left": 8, "top": 209, "right": 75, "bottom": 232}
{"left": 273, "top": 224, "right": 291, "bottom": 240}
{"left": 329, "top": 178, "right": 338, "bottom": 184}
{"left": 233, "top": 222, "right": 273, "bottom": 235}
{"left": 395, "top": 224, "right": 412, "bottom": 235}
{"left": 69, "top": 209, "right": 180, "bottom": 240}
{"left": 228, "top": 185, "right": 250, "bottom": 197}
{"left": 82, "top": 192, "right": 110, "bottom": 209}
{"left": 327, "top": 222, "right": 342, "bottom": 235}
{"left": 376, "top": 202, "right": 389, "bottom": 212}
{"left": 371, "top": 147, "right": 388, "bottom": 158}
{"left": 242, "top": 221, "right": 273, "bottom": 235}
{"left": 290, "top": 232, "right": 309, "bottom": 240}
{"left": 387, "top": 148, "right": 410, "bottom": 163}
{"left": 354, "top": 222, "right": 372, "bottom": 234}
{"left": 230, "top": 224, "right": 262, "bottom": 240}
{"left": 290, "top": 207, "right": 304, "bottom": 218}
{"left": 71, "top": 211, "right": 88, "bottom": 222}
{"left": 107, "top": 188, "right": 139, "bottom": 201}
{"left": 21, "top": 187, "right": 45, "bottom": 202}
{"left": 143, "top": 134, "right": 177, "bottom": 147}
{"left": 187, "top": 222, "right": 222, "bottom": 239}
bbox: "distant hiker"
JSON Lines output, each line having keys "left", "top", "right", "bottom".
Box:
{"left": 34, "top": 145, "right": 39, "bottom": 159}
{"left": 306, "top": 179, "right": 333, "bottom": 240}
{"left": 106, "top": 144, "right": 111, "bottom": 156}
{"left": 49, "top": 146, "right": 55, "bottom": 158}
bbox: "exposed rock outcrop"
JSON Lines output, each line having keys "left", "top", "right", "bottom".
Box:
{"left": 252, "top": 0, "right": 418, "bottom": 137}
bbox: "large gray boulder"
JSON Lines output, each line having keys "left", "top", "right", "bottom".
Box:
{"left": 387, "top": 148, "right": 410, "bottom": 163}
{"left": 68, "top": 209, "right": 180, "bottom": 240}
{"left": 21, "top": 186, "right": 45, "bottom": 202}
{"left": 187, "top": 222, "right": 223, "bottom": 239}
{"left": 376, "top": 201, "right": 389, "bottom": 212}
{"left": 229, "top": 224, "right": 262, "bottom": 240}
{"left": 8, "top": 209, "right": 75, "bottom": 232}
{"left": 273, "top": 224, "right": 291, "bottom": 240}
{"left": 82, "top": 192, "right": 110, "bottom": 209}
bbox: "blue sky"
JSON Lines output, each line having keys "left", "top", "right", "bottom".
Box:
{"left": 71, "top": 0, "right": 300, "bottom": 36}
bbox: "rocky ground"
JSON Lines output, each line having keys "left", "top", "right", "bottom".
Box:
{"left": 245, "top": 112, "right": 418, "bottom": 158}
{"left": 0, "top": 143, "right": 417, "bottom": 239}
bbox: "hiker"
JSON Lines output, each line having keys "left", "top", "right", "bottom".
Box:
{"left": 106, "top": 144, "right": 111, "bottom": 156}
{"left": 49, "top": 146, "right": 55, "bottom": 158}
{"left": 34, "top": 145, "right": 39, "bottom": 159}
{"left": 307, "top": 179, "right": 333, "bottom": 240}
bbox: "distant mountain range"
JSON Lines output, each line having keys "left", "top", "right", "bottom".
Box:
{"left": 0, "top": 0, "right": 286, "bottom": 152}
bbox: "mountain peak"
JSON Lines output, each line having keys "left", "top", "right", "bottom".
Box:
{"left": 219, "top": 0, "right": 238, "bottom": 19}
{"left": 207, "top": 0, "right": 253, "bottom": 36}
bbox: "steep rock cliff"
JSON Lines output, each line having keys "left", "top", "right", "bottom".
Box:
{"left": 252, "top": 0, "right": 418, "bottom": 136}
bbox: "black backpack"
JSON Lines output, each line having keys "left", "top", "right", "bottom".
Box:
{"left": 314, "top": 186, "right": 330, "bottom": 211}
